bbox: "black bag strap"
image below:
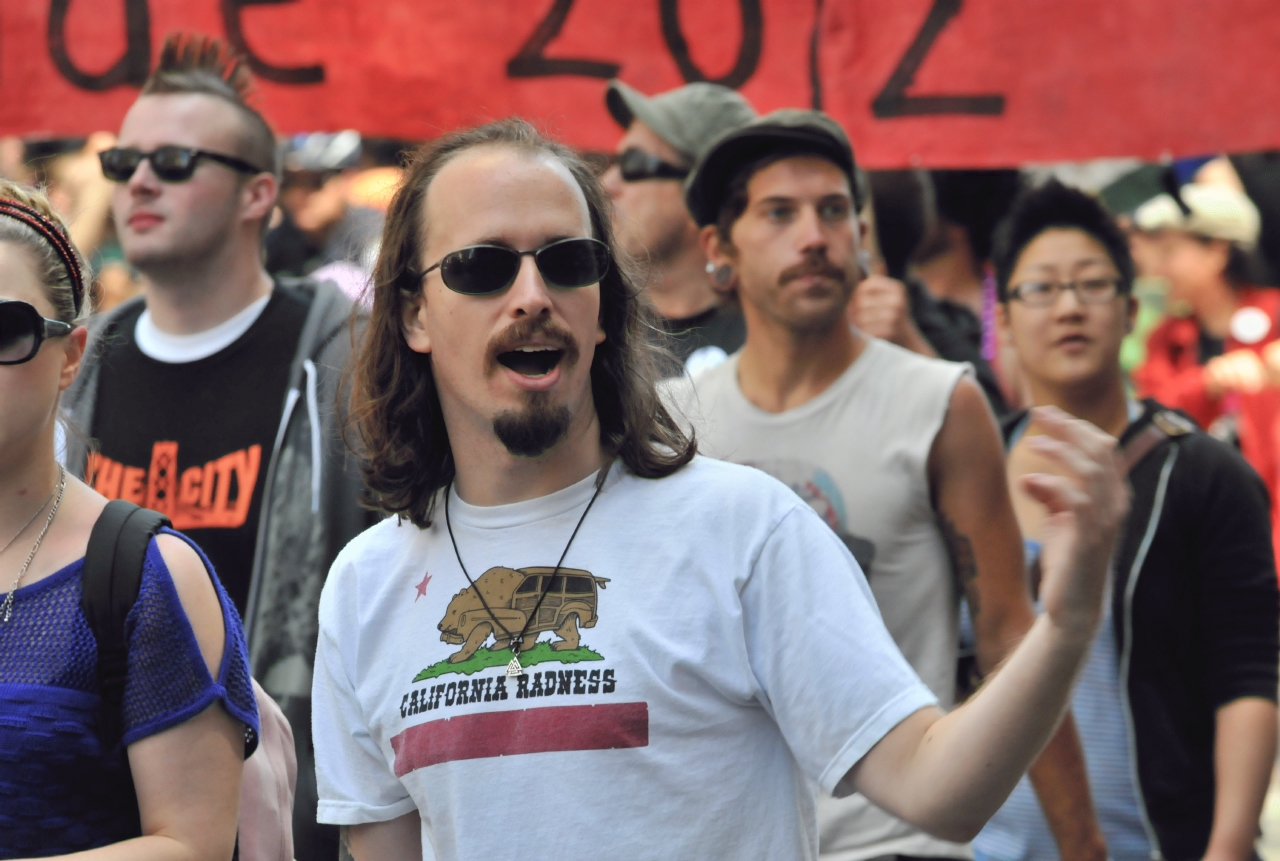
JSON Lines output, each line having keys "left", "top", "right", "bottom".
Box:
{"left": 81, "top": 500, "right": 171, "bottom": 749}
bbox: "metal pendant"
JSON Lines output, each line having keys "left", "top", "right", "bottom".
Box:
{"left": 506, "top": 655, "right": 524, "bottom": 677}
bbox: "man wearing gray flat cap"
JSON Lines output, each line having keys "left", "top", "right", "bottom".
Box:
{"left": 602, "top": 79, "right": 755, "bottom": 376}
{"left": 667, "top": 109, "right": 1105, "bottom": 861}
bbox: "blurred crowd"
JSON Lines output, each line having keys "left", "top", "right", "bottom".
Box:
{"left": 18, "top": 121, "right": 1280, "bottom": 431}
{"left": 3, "top": 29, "right": 1280, "bottom": 861}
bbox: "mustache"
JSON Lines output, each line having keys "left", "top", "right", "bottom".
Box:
{"left": 486, "top": 316, "right": 581, "bottom": 366}
{"left": 778, "top": 256, "right": 849, "bottom": 287}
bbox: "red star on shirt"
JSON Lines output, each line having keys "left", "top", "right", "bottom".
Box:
{"left": 414, "top": 571, "right": 432, "bottom": 601}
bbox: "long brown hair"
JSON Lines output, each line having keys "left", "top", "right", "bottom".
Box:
{"left": 348, "top": 119, "right": 695, "bottom": 527}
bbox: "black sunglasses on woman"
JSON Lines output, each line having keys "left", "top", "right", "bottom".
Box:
{"left": 0, "top": 300, "right": 73, "bottom": 365}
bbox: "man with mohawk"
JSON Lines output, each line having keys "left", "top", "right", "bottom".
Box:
{"left": 63, "top": 33, "right": 374, "bottom": 861}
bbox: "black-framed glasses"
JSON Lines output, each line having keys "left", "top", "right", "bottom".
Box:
{"left": 99, "top": 146, "right": 266, "bottom": 183}
{"left": 420, "top": 237, "right": 612, "bottom": 296}
{"left": 611, "top": 147, "right": 689, "bottom": 182}
{"left": 0, "top": 300, "right": 73, "bottom": 365}
{"left": 1009, "top": 277, "right": 1123, "bottom": 308}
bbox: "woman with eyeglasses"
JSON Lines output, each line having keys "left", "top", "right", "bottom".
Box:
{"left": 0, "top": 180, "right": 257, "bottom": 859}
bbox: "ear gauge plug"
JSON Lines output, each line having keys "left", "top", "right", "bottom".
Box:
{"left": 714, "top": 266, "right": 733, "bottom": 287}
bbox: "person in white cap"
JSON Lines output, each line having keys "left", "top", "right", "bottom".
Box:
{"left": 1131, "top": 182, "right": 1280, "bottom": 561}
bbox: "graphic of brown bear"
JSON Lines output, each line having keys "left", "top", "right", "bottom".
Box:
{"left": 437, "top": 566, "right": 608, "bottom": 663}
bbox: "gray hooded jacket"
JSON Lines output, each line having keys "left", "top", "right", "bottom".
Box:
{"left": 62, "top": 278, "right": 375, "bottom": 860}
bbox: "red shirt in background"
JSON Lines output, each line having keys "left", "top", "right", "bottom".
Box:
{"left": 1133, "top": 287, "right": 1280, "bottom": 564}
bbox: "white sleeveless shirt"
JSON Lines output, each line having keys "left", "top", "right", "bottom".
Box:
{"left": 664, "top": 337, "right": 973, "bottom": 861}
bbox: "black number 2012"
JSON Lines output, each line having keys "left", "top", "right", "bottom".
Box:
{"left": 509, "top": 0, "right": 762, "bottom": 90}
{"left": 872, "top": 0, "right": 1004, "bottom": 117}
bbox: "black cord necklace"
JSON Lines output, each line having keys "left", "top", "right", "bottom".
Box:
{"left": 444, "top": 474, "right": 605, "bottom": 677}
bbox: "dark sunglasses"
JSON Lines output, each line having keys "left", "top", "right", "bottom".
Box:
{"left": 420, "top": 237, "right": 612, "bottom": 296}
{"left": 0, "top": 300, "right": 73, "bottom": 365}
{"left": 99, "top": 146, "right": 266, "bottom": 183}
{"left": 612, "top": 147, "right": 689, "bottom": 182}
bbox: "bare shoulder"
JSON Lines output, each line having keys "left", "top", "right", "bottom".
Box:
{"left": 933, "top": 376, "right": 1002, "bottom": 463}
{"left": 945, "top": 375, "right": 995, "bottom": 429}
{"left": 155, "top": 533, "right": 226, "bottom": 675}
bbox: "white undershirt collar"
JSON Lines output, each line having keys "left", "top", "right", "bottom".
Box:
{"left": 134, "top": 293, "right": 272, "bottom": 364}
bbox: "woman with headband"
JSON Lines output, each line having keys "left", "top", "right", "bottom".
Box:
{"left": 0, "top": 180, "right": 257, "bottom": 858}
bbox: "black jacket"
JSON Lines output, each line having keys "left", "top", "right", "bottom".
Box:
{"left": 906, "top": 277, "right": 1008, "bottom": 416}
{"left": 1004, "top": 400, "right": 1278, "bottom": 861}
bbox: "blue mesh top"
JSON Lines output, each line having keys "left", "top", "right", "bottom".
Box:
{"left": 0, "top": 528, "right": 258, "bottom": 858}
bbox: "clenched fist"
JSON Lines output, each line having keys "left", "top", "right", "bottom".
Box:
{"left": 850, "top": 275, "right": 936, "bottom": 357}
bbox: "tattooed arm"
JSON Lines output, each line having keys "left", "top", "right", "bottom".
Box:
{"left": 339, "top": 815, "right": 423, "bottom": 861}
{"left": 927, "top": 378, "right": 1106, "bottom": 861}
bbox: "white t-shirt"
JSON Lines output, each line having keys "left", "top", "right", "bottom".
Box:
{"left": 134, "top": 292, "right": 271, "bottom": 363}
{"left": 663, "top": 339, "right": 972, "bottom": 861}
{"left": 313, "top": 457, "right": 935, "bottom": 860}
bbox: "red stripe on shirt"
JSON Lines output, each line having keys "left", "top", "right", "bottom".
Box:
{"left": 390, "top": 702, "right": 649, "bottom": 775}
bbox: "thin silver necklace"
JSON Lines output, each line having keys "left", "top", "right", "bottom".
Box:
{"left": 0, "top": 478, "right": 59, "bottom": 557}
{"left": 0, "top": 465, "right": 66, "bottom": 623}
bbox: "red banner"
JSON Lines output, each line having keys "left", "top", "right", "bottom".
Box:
{"left": 2, "top": 0, "right": 1278, "bottom": 167}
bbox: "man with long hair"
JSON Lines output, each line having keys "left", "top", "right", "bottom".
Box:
{"left": 61, "top": 33, "right": 373, "bottom": 860}
{"left": 316, "top": 118, "right": 1128, "bottom": 860}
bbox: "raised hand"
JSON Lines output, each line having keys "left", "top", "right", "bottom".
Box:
{"left": 849, "top": 274, "right": 936, "bottom": 357}
{"left": 1020, "top": 406, "right": 1129, "bottom": 639}
{"left": 1205, "top": 349, "right": 1267, "bottom": 396}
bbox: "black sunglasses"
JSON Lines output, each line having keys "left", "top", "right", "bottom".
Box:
{"left": 99, "top": 146, "right": 266, "bottom": 183}
{"left": 420, "top": 237, "right": 612, "bottom": 296}
{"left": 0, "top": 300, "right": 73, "bottom": 365}
{"left": 612, "top": 147, "right": 689, "bottom": 182}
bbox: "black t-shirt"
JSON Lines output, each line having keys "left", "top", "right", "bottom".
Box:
{"left": 658, "top": 305, "right": 746, "bottom": 377}
{"left": 88, "top": 289, "right": 310, "bottom": 614}
{"left": 904, "top": 277, "right": 1009, "bottom": 416}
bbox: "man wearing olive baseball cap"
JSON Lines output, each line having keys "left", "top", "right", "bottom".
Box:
{"left": 666, "top": 110, "right": 1102, "bottom": 861}
{"left": 601, "top": 79, "right": 755, "bottom": 375}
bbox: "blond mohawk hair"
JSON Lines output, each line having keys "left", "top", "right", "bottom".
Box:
{"left": 147, "top": 32, "right": 255, "bottom": 101}
{"left": 138, "top": 32, "right": 278, "bottom": 177}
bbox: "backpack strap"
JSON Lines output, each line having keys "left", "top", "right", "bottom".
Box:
{"left": 1120, "top": 409, "right": 1196, "bottom": 475}
{"left": 81, "top": 500, "right": 171, "bottom": 749}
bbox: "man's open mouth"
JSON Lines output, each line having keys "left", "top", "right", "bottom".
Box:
{"left": 497, "top": 347, "right": 565, "bottom": 378}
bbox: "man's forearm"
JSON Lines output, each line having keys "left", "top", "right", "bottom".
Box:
{"left": 976, "top": 594, "right": 1107, "bottom": 861}
{"left": 1028, "top": 714, "right": 1107, "bottom": 861}
{"left": 1205, "top": 698, "right": 1277, "bottom": 861}
{"left": 853, "top": 605, "right": 1098, "bottom": 843}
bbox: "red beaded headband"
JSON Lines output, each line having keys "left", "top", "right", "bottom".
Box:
{"left": 0, "top": 198, "right": 85, "bottom": 315}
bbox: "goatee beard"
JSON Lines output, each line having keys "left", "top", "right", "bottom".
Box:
{"left": 492, "top": 401, "right": 572, "bottom": 458}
